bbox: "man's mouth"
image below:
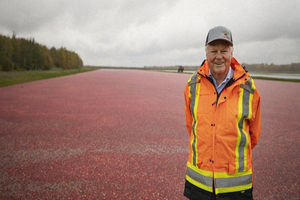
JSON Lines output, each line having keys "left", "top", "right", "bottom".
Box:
{"left": 215, "top": 62, "right": 223, "bottom": 66}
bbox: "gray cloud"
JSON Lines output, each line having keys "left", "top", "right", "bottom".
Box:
{"left": 0, "top": 0, "right": 67, "bottom": 33}
{"left": 0, "top": 0, "right": 299, "bottom": 66}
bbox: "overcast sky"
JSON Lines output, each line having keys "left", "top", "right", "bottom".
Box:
{"left": 0, "top": 0, "right": 299, "bottom": 67}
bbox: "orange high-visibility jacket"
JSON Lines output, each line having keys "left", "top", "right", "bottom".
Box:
{"left": 184, "top": 57, "right": 261, "bottom": 194}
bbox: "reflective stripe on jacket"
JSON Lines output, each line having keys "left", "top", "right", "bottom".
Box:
{"left": 184, "top": 57, "right": 261, "bottom": 194}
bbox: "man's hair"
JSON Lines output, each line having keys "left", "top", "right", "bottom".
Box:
{"left": 205, "top": 42, "right": 233, "bottom": 53}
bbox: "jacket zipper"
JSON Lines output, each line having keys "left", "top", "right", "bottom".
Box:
{"left": 203, "top": 73, "right": 246, "bottom": 193}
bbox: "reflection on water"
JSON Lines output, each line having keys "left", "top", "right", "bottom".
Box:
{"left": 251, "top": 73, "right": 300, "bottom": 80}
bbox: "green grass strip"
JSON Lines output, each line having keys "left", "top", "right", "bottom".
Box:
{"left": 0, "top": 67, "right": 99, "bottom": 87}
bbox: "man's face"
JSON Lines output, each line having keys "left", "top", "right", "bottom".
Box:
{"left": 206, "top": 40, "right": 233, "bottom": 77}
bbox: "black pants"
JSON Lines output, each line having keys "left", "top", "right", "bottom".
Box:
{"left": 184, "top": 180, "right": 253, "bottom": 200}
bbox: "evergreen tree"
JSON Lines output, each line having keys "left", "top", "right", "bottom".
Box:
{"left": 0, "top": 35, "right": 14, "bottom": 71}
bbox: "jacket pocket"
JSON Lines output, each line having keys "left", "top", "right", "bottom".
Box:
{"left": 196, "top": 88, "right": 213, "bottom": 114}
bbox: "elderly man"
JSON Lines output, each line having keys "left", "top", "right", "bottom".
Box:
{"left": 183, "top": 26, "right": 261, "bottom": 200}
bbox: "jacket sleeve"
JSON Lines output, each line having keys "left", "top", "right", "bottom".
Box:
{"left": 249, "top": 87, "right": 261, "bottom": 149}
{"left": 184, "top": 82, "right": 193, "bottom": 136}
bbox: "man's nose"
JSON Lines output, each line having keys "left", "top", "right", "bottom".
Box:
{"left": 216, "top": 52, "right": 223, "bottom": 58}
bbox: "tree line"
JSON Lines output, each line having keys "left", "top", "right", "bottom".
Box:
{"left": 0, "top": 33, "right": 83, "bottom": 71}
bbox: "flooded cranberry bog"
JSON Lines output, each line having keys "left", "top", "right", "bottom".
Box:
{"left": 0, "top": 70, "right": 299, "bottom": 199}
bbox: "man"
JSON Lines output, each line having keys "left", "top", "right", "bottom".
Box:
{"left": 183, "top": 26, "right": 261, "bottom": 200}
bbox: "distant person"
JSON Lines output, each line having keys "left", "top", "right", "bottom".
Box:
{"left": 183, "top": 26, "right": 261, "bottom": 200}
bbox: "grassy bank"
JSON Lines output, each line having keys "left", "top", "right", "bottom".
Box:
{"left": 0, "top": 67, "right": 99, "bottom": 87}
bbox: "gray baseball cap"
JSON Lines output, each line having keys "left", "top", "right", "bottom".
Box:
{"left": 205, "top": 26, "right": 233, "bottom": 45}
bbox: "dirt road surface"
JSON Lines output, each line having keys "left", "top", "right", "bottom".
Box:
{"left": 0, "top": 70, "right": 299, "bottom": 199}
